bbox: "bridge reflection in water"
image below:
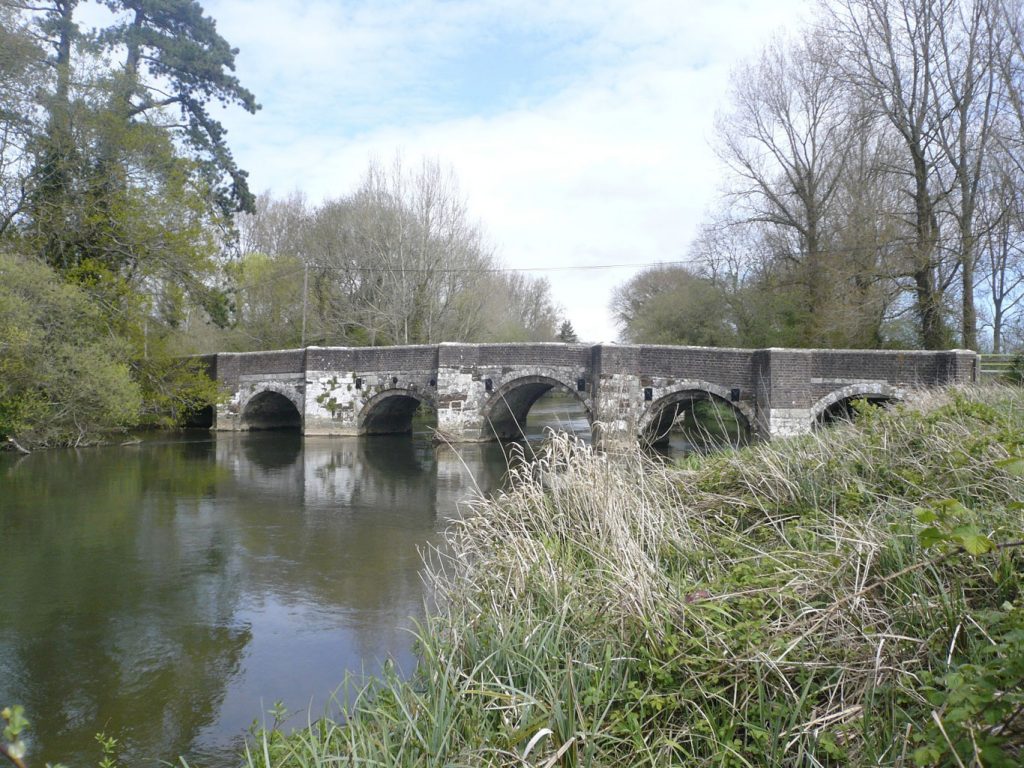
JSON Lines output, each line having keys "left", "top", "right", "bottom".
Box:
{"left": 0, "top": 423, "right": 518, "bottom": 766}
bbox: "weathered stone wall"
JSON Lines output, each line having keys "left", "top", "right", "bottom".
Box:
{"left": 753, "top": 348, "right": 978, "bottom": 437}
{"left": 215, "top": 349, "right": 307, "bottom": 431}
{"left": 210, "top": 343, "right": 978, "bottom": 442}
{"left": 435, "top": 343, "right": 593, "bottom": 440}
{"left": 591, "top": 345, "right": 758, "bottom": 444}
{"left": 304, "top": 345, "right": 439, "bottom": 435}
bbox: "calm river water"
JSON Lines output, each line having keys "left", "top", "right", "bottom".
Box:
{"left": 0, "top": 396, "right": 598, "bottom": 767}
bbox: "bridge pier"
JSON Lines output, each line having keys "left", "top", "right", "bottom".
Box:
{"left": 202, "top": 344, "right": 978, "bottom": 447}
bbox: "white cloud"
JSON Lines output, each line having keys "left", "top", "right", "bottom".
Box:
{"left": 207, "top": 0, "right": 811, "bottom": 341}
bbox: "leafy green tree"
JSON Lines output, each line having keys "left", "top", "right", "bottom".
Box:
{"left": 99, "top": 0, "right": 259, "bottom": 216}
{"left": 611, "top": 265, "right": 736, "bottom": 346}
{"left": 12, "top": 0, "right": 253, "bottom": 304}
{"left": 0, "top": 251, "right": 142, "bottom": 447}
{"left": 0, "top": 0, "right": 247, "bottom": 435}
{"left": 224, "top": 251, "right": 306, "bottom": 350}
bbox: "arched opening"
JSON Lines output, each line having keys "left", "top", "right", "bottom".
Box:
{"left": 524, "top": 390, "right": 592, "bottom": 442}
{"left": 359, "top": 390, "right": 437, "bottom": 436}
{"left": 811, "top": 384, "right": 903, "bottom": 430}
{"left": 814, "top": 394, "right": 897, "bottom": 429}
{"left": 242, "top": 390, "right": 302, "bottom": 431}
{"left": 482, "top": 376, "right": 591, "bottom": 441}
{"left": 641, "top": 390, "right": 751, "bottom": 454}
{"left": 182, "top": 404, "right": 215, "bottom": 429}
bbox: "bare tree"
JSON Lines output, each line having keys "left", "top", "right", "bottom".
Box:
{"left": 978, "top": 156, "right": 1024, "bottom": 350}
{"left": 827, "top": 0, "right": 960, "bottom": 348}
{"left": 930, "top": 0, "right": 1005, "bottom": 349}
{"left": 337, "top": 156, "right": 496, "bottom": 344}
{"left": 717, "top": 30, "right": 860, "bottom": 343}
{"left": 993, "top": 0, "right": 1024, "bottom": 171}
{"left": 616, "top": 0, "right": 1024, "bottom": 352}
{"left": 236, "top": 191, "right": 309, "bottom": 260}
{"left": 231, "top": 156, "right": 559, "bottom": 348}
{"left": 479, "top": 271, "right": 559, "bottom": 342}
{"left": 829, "top": 111, "right": 921, "bottom": 345}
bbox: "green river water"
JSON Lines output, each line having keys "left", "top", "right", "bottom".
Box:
{"left": 0, "top": 396, "right": 601, "bottom": 767}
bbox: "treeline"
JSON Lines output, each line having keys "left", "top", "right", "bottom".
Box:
{"left": 1, "top": 0, "right": 253, "bottom": 447}
{"left": 615, "top": 0, "right": 1024, "bottom": 352}
{"left": 0, "top": 1, "right": 559, "bottom": 447}
{"left": 195, "top": 159, "right": 562, "bottom": 352}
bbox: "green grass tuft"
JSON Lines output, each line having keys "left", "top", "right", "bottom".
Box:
{"left": 246, "top": 385, "right": 1024, "bottom": 767}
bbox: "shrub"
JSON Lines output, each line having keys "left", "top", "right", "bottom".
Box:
{"left": 1006, "top": 353, "right": 1024, "bottom": 386}
{"left": 0, "top": 252, "right": 142, "bottom": 447}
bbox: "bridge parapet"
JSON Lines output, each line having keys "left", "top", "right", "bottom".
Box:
{"left": 754, "top": 348, "right": 978, "bottom": 436}
{"left": 209, "top": 343, "right": 978, "bottom": 445}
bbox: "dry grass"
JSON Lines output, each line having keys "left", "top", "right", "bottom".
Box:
{"left": 247, "top": 385, "right": 1024, "bottom": 767}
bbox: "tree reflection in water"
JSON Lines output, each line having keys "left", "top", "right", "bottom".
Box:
{"left": 0, "top": 390, "right": 694, "bottom": 766}
{"left": 0, "top": 431, "right": 506, "bottom": 766}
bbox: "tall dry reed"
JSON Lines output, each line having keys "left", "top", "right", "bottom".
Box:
{"left": 249, "top": 386, "right": 1024, "bottom": 767}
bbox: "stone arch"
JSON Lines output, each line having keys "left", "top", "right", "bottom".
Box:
{"left": 240, "top": 386, "right": 304, "bottom": 431}
{"left": 639, "top": 381, "right": 753, "bottom": 447}
{"left": 810, "top": 382, "right": 905, "bottom": 429}
{"left": 183, "top": 404, "right": 215, "bottom": 429}
{"left": 358, "top": 388, "right": 437, "bottom": 435}
{"left": 480, "top": 375, "right": 592, "bottom": 441}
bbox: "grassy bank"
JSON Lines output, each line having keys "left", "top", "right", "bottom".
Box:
{"left": 249, "top": 387, "right": 1024, "bottom": 767}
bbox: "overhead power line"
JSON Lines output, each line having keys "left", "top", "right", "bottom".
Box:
{"left": 243, "top": 259, "right": 696, "bottom": 279}
{"left": 315, "top": 260, "right": 694, "bottom": 274}
{"left": 237, "top": 233, "right": 982, "bottom": 278}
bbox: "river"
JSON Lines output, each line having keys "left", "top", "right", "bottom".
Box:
{"left": 1, "top": 395, "right": 613, "bottom": 766}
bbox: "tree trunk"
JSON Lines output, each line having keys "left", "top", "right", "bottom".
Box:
{"left": 914, "top": 266, "right": 947, "bottom": 349}
{"left": 36, "top": 0, "right": 78, "bottom": 270}
{"left": 53, "top": 1, "right": 74, "bottom": 109}
{"left": 993, "top": 297, "right": 1003, "bottom": 354}
{"left": 911, "top": 148, "right": 947, "bottom": 349}
{"left": 961, "top": 231, "right": 978, "bottom": 349}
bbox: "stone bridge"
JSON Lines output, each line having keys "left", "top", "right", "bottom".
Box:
{"left": 198, "top": 343, "right": 978, "bottom": 445}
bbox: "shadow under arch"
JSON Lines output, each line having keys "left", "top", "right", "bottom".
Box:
{"left": 639, "top": 383, "right": 753, "bottom": 449}
{"left": 811, "top": 383, "right": 904, "bottom": 429}
{"left": 481, "top": 375, "right": 591, "bottom": 441}
{"left": 241, "top": 389, "right": 303, "bottom": 431}
{"left": 358, "top": 389, "right": 437, "bottom": 436}
{"left": 183, "top": 404, "right": 215, "bottom": 429}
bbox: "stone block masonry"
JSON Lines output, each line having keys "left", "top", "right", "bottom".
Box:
{"left": 210, "top": 344, "right": 978, "bottom": 445}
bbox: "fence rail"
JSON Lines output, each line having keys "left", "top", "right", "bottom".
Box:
{"left": 979, "top": 354, "right": 1019, "bottom": 380}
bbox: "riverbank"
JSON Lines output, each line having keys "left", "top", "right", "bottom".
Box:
{"left": 248, "top": 386, "right": 1023, "bottom": 767}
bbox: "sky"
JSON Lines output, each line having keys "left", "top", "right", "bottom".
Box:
{"left": 202, "top": 0, "right": 811, "bottom": 342}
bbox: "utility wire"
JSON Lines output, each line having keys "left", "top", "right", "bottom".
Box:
{"left": 306, "top": 260, "right": 693, "bottom": 274}
{"left": 234, "top": 233, "right": 987, "bottom": 278}
{"left": 233, "top": 259, "right": 696, "bottom": 279}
